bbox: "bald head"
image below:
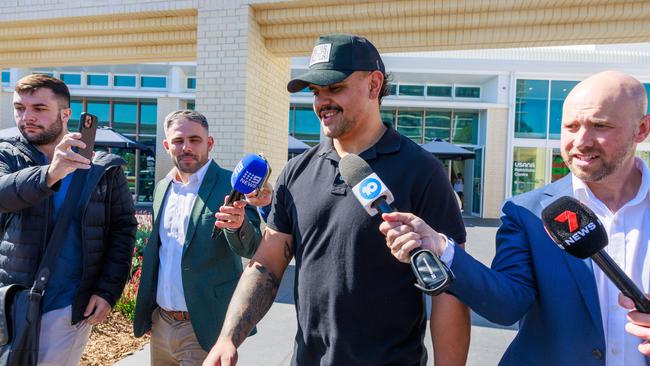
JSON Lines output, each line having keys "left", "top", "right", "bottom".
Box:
{"left": 564, "top": 71, "right": 647, "bottom": 124}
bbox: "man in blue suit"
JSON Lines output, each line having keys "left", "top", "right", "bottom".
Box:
{"left": 381, "top": 70, "right": 650, "bottom": 365}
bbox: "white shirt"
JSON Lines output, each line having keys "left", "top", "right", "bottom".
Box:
{"left": 572, "top": 157, "right": 650, "bottom": 366}
{"left": 156, "top": 160, "right": 212, "bottom": 311}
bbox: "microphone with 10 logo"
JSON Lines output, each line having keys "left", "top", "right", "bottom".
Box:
{"left": 339, "top": 153, "right": 455, "bottom": 296}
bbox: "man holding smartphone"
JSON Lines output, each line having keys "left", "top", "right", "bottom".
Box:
{"left": 2, "top": 74, "right": 137, "bottom": 365}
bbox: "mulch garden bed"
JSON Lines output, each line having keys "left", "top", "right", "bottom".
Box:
{"left": 80, "top": 311, "right": 149, "bottom": 366}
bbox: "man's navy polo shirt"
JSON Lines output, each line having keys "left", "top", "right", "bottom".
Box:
{"left": 267, "top": 125, "right": 466, "bottom": 366}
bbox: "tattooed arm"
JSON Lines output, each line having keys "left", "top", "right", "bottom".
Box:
{"left": 203, "top": 227, "right": 294, "bottom": 366}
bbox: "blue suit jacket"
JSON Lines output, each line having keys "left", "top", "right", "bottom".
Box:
{"left": 450, "top": 175, "right": 606, "bottom": 365}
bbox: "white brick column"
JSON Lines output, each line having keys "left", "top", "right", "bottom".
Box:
{"left": 155, "top": 97, "right": 183, "bottom": 183}
{"left": 196, "top": 1, "right": 290, "bottom": 181}
{"left": 482, "top": 108, "right": 509, "bottom": 219}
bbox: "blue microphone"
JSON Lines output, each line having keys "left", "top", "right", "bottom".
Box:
{"left": 211, "top": 154, "right": 269, "bottom": 239}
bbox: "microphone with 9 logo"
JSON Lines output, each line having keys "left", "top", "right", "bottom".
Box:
{"left": 211, "top": 154, "right": 270, "bottom": 239}
{"left": 542, "top": 196, "right": 650, "bottom": 313}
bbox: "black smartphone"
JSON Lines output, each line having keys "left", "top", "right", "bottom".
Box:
{"left": 77, "top": 112, "right": 98, "bottom": 160}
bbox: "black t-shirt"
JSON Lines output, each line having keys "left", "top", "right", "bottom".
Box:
{"left": 267, "top": 126, "right": 466, "bottom": 366}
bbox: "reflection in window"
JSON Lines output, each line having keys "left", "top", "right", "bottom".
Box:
{"left": 453, "top": 112, "right": 479, "bottom": 144}
{"left": 549, "top": 80, "right": 578, "bottom": 139}
{"left": 113, "top": 102, "right": 137, "bottom": 134}
{"left": 380, "top": 109, "right": 395, "bottom": 128}
{"left": 291, "top": 107, "right": 320, "bottom": 145}
{"left": 515, "top": 79, "right": 549, "bottom": 139}
{"left": 512, "top": 146, "right": 546, "bottom": 195}
{"left": 1, "top": 71, "right": 9, "bottom": 84}
{"left": 398, "top": 85, "right": 425, "bottom": 97}
{"left": 551, "top": 149, "right": 570, "bottom": 182}
{"left": 397, "top": 110, "right": 424, "bottom": 143}
{"left": 70, "top": 99, "right": 83, "bottom": 124}
{"left": 114, "top": 75, "right": 136, "bottom": 87}
{"left": 140, "top": 103, "right": 157, "bottom": 135}
{"left": 187, "top": 78, "right": 196, "bottom": 89}
{"left": 455, "top": 86, "right": 480, "bottom": 98}
{"left": 87, "top": 74, "right": 109, "bottom": 86}
{"left": 141, "top": 76, "right": 166, "bottom": 88}
{"left": 60, "top": 73, "right": 81, "bottom": 85}
{"left": 137, "top": 135, "right": 156, "bottom": 203}
{"left": 424, "top": 111, "right": 451, "bottom": 142}
{"left": 427, "top": 86, "right": 452, "bottom": 97}
{"left": 87, "top": 100, "right": 110, "bottom": 126}
{"left": 186, "top": 101, "right": 195, "bottom": 111}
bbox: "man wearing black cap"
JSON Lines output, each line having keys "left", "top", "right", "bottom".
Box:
{"left": 204, "top": 34, "right": 468, "bottom": 366}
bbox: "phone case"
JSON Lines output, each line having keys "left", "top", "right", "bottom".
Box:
{"left": 78, "top": 112, "right": 98, "bottom": 160}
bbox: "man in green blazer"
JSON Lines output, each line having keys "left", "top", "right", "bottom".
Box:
{"left": 134, "top": 110, "right": 268, "bottom": 365}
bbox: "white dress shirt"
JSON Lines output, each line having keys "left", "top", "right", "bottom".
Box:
{"left": 572, "top": 157, "right": 650, "bottom": 366}
{"left": 156, "top": 160, "right": 211, "bottom": 311}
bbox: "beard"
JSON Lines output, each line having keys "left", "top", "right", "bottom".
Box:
{"left": 19, "top": 114, "right": 64, "bottom": 146}
{"left": 173, "top": 152, "right": 206, "bottom": 174}
{"left": 320, "top": 105, "right": 355, "bottom": 138}
{"left": 562, "top": 140, "right": 636, "bottom": 182}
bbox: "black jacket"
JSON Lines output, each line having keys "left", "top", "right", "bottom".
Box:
{"left": 0, "top": 136, "right": 137, "bottom": 323}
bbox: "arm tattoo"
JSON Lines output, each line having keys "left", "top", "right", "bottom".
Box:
{"left": 219, "top": 262, "right": 281, "bottom": 347}
{"left": 283, "top": 240, "right": 294, "bottom": 261}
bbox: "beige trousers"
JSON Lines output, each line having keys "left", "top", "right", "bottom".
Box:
{"left": 150, "top": 308, "right": 208, "bottom": 366}
{"left": 38, "top": 305, "right": 93, "bottom": 366}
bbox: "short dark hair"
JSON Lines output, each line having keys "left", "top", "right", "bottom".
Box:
{"left": 379, "top": 71, "right": 392, "bottom": 106}
{"left": 164, "top": 109, "right": 209, "bottom": 132}
{"left": 14, "top": 74, "right": 71, "bottom": 109}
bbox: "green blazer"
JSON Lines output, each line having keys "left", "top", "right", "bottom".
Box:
{"left": 134, "top": 160, "right": 262, "bottom": 351}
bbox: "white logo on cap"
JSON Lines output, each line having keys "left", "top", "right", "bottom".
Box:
{"left": 309, "top": 43, "right": 332, "bottom": 66}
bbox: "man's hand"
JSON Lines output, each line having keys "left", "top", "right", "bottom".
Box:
{"left": 203, "top": 338, "right": 238, "bottom": 366}
{"left": 46, "top": 132, "right": 91, "bottom": 187}
{"left": 83, "top": 295, "right": 111, "bottom": 325}
{"left": 215, "top": 196, "right": 248, "bottom": 231}
{"left": 620, "top": 294, "right": 650, "bottom": 355}
{"left": 379, "top": 212, "right": 447, "bottom": 263}
{"left": 245, "top": 181, "right": 273, "bottom": 207}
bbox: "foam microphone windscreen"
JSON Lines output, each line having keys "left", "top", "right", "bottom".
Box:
{"left": 339, "top": 154, "right": 373, "bottom": 187}
{"left": 541, "top": 196, "right": 608, "bottom": 259}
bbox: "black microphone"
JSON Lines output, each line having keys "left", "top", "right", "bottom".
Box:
{"left": 339, "top": 153, "right": 454, "bottom": 296}
{"left": 542, "top": 196, "right": 650, "bottom": 313}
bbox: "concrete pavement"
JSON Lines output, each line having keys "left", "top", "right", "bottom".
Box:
{"left": 117, "top": 217, "right": 517, "bottom": 365}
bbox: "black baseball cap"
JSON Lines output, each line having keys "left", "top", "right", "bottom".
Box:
{"left": 287, "top": 33, "right": 385, "bottom": 93}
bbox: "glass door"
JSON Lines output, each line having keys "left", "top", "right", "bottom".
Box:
{"left": 472, "top": 148, "right": 483, "bottom": 215}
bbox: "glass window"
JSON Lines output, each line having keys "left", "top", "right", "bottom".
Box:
{"left": 398, "top": 84, "right": 425, "bottom": 97}
{"left": 388, "top": 84, "right": 397, "bottom": 96}
{"left": 113, "top": 102, "right": 137, "bottom": 134}
{"left": 427, "top": 85, "right": 452, "bottom": 97}
{"left": 512, "top": 146, "right": 547, "bottom": 195}
{"left": 137, "top": 136, "right": 156, "bottom": 202}
{"left": 1, "top": 71, "right": 9, "bottom": 84}
{"left": 453, "top": 112, "right": 479, "bottom": 144}
{"left": 549, "top": 80, "right": 578, "bottom": 139}
{"left": 187, "top": 78, "right": 196, "bottom": 89}
{"left": 473, "top": 148, "right": 483, "bottom": 214}
{"left": 380, "top": 109, "right": 395, "bottom": 128}
{"left": 33, "top": 71, "right": 53, "bottom": 77}
{"left": 86, "top": 100, "right": 110, "bottom": 126}
{"left": 69, "top": 99, "right": 83, "bottom": 125}
{"left": 186, "top": 101, "right": 195, "bottom": 111}
{"left": 551, "top": 149, "right": 570, "bottom": 182}
{"left": 424, "top": 111, "right": 451, "bottom": 142}
{"left": 455, "top": 86, "right": 480, "bottom": 98}
{"left": 87, "top": 74, "right": 109, "bottom": 86}
{"left": 141, "top": 76, "right": 167, "bottom": 88}
{"left": 645, "top": 84, "right": 650, "bottom": 114}
{"left": 292, "top": 107, "right": 320, "bottom": 145}
{"left": 60, "top": 73, "right": 81, "bottom": 85}
{"left": 515, "top": 79, "right": 549, "bottom": 139}
{"left": 114, "top": 148, "right": 136, "bottom": 196}
{"left": 140, "top": 102, "right": 158, "bottom": 135}
{"left": 397, "top": 110, "right": 424, "bottom": 143}
{"left": 114, "top": 75, "right": 136, "bottom": 87}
